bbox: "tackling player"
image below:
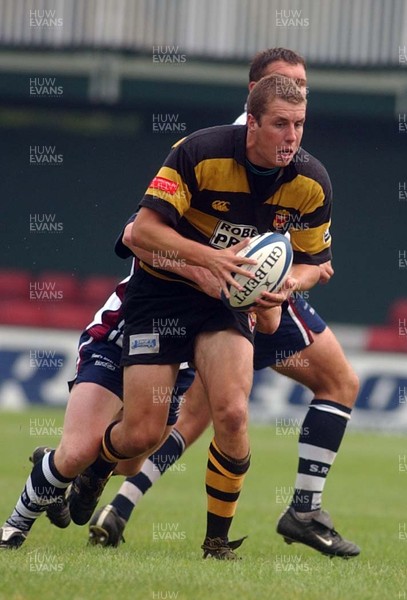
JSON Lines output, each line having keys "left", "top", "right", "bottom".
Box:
{"left": 0, "top": 260, "right": 195, "bottom": 549}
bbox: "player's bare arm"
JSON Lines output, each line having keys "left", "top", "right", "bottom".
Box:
{"left": 318, "top": 260, "right": 334, "bottom": 284}
{"left": 255, "top": 305, "right": 282, "bottom": 334}
{"left": 289, "top": 263, "right": 321, "bottom": 291}
{"left": 132, "top": 207, "right": 257, "bottom": 295}
{"left": 123, "top": 221, "right": 221, "bottom": 299}
{"left": 251, "top": 264, "right": 318, "bottom": 312}
{"left": 251, "top": 276, "right": 296, "bottom": 333}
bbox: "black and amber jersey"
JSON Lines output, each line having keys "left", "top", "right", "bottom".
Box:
{"left": 139, "top": 124, "right": 332, "bottom": 279}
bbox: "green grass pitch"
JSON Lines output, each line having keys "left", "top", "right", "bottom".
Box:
{"left": 0, "top": 407, "right": 405, "bottom": 600}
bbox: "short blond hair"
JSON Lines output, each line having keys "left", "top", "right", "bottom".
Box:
{"left": 247, "top": 74, "right": 305, "bottom": 123}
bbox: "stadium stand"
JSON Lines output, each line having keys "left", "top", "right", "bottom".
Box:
{"left": 0, "top": 269, "right": 119, "bottom": 329}
{"left": 0, "top": 269, "right": 406, "bottom": 354}
{"left": 366, "top": 298, "right": 407, "bottom": 352}
{"left": 0, "top": 270, "right": 31, "bottom": 299}
{"left": 81, "top": 275, "right": 120, "bottom": 306}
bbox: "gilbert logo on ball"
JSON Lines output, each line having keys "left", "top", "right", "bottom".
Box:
{"left": 221, "top": 232, "right": 293, "bottom": 311}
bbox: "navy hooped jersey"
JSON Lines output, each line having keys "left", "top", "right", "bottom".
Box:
{"left": 85, "top": 276, "right": 129, "bottom": 347}
{"left": 139, "top": 124, "right": 332, "bottom": 284}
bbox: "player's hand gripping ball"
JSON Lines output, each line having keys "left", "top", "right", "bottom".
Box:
{"left": 221, "top": 232, "right": 293, "bottom": 311}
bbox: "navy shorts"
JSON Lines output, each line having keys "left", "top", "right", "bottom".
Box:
{"left": 69, "top": 332, "right": 195, "bottom": 426}
{"left": 121, "top": 269, "right": 255, "bottom": 367}
{"left": 253, "top": 294, "right": 326, "bottom": 371}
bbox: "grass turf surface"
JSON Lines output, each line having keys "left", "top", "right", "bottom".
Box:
{"left": 0, "top": 408, "right": 405, "bottom": 600}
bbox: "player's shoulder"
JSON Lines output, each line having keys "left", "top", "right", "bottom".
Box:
{"left": 292, "top": 147, "right": 332, "bottom": 194}
{"left": 233, "top": 111, "right": 247, "bottom": 125}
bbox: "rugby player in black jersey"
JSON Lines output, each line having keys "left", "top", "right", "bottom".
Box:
{"left": 87, "top": 51, "right": 359, "bottom": 559}
{"left": 83, "top": 74, "right": 341, "bottom": 560}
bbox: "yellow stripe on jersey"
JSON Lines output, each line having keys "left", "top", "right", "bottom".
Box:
{"left": 194, "top": 159, "right": 250, "bottom": 193}
{"left": 290, "top": 220, "right": 332, "bottom": 255}
{"left": 171, "top": 136, "right": 187, "bottom": 149}
{"left": 146, "top": 166, "right": 191, "bottom": 215}
{"left": 266, "top": 174, "right": 325, "bottom": 214}
{"left": 184, "top": 207, "right": 220, "bottom": 238}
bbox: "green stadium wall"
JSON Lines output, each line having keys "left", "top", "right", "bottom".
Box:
{"left": 1, "top": 86, "right": 405, "bottom": 326}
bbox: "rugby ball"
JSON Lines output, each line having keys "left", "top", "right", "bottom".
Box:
{"left": 221, "top": 232, "right": 293, "bottom": 311}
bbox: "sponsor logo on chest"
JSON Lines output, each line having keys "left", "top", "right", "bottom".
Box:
{"left": 210, "top": 220, "right": 258, "bottom": 249}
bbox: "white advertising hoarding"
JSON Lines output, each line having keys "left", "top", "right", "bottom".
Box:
{"left": 0, "top": 326, "right": 406, "bottom": 430}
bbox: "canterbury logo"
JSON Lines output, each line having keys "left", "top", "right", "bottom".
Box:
{"left": 212, "top": 200, "right": 230, "bottom": 212}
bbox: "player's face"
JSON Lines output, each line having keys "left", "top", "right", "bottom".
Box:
{"left": 246, "top": 99, "right": 306, "bottom": 168}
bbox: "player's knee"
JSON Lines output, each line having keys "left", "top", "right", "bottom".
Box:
{"left": 119, "top": 426, "right": 163, "bottom": 457}
{"left": 333, "top": 363, "right": 359, "bottom": 405}
{"left": 345, "top": 368, "right": 360, "bottom": 406}
{"left": 313, "top": 362, "right": 359, "bottom": 407}
{"left": 114, "top": 459, "right": 142, "bottom": 477}
{"left": 176, "top": 410, "right": 211, "bottom": 447}
{"left": 55, "top": 444, "right": 98, "bottom": 477}
{"left": 213, "top": 401, "right": 248, "bottom": 437}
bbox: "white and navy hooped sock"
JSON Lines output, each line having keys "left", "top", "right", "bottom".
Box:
{"left": 6, "top": 450, "right": 72, "bottom": 532}
{"left": 111, "top": 429, "right": 186, "bottom": 521}
{"left": 291, "top": 399, "right": 352, "bottom": 513}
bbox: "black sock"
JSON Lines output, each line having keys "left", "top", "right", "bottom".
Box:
{"left": 88, "top": 455, "right": 117, "bottom": 479}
